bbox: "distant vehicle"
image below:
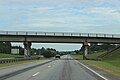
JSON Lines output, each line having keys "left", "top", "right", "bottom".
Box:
{"left": 55, "top": 54, "right": 60, "bottom": 58}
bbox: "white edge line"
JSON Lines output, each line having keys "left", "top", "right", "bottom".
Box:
{"left": 75, "top": 60, "right": 108, "bottom": 80}
{"left": 32, "top": 72, "right": 40, "bottom": 77}
{"left": 48, "top": 65, "right": 51, "bottom": 68}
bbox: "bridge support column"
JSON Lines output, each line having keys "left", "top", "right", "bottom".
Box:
{"left": 23, "top": 42, "right": 32, "bottom": 57}
{"left": 83, "top": 41, "right": 88, "bottom": 60}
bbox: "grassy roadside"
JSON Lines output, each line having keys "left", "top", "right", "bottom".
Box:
{"left": 0, "top": 53, "right": 23, "bottom": 58}
{"left": 71, "top": 50, "right": 120, "bottom": 77}
{"left": 80, "top": 60, "right": 120, "bottom": 77}
{"left": 72, "top": 51, "right": 106, "bottom": 60}
{"left": 0, "top": 57, "right": 48, "bottom": 67}
{"left": 87, "top": 51, "right": 106, "bottom": 58}
{"left": 0, "top": 60, "right": 39, "bottom": 67}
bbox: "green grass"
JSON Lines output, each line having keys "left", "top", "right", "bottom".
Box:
{"left": 87, "top": 51, "right": 106, "bottom": 58}
{"left": 0, "top": 53, "right": 23, "bottom": 58}
{"left": 103, "top": 48, "right": 120, "bottom": 67}
{"left": 80, "top": 60, "right": 120, "bottom": 77}
{"left": 71, "top": 51, "right": 106, "bottom": 59}
{"left": 0, "top": 57, "right": 48, "bottom": 67}
{"left": 71, "top": 49, "right": 120, "bottom": 77}
{"left": 0, "top": 59, "right": 41, "bottom": 67}
{"left": 71, "top": 54, "right": 83, "bottom": 59}
{"left": 0, "top": 53, "right": 49, "bottom": 67}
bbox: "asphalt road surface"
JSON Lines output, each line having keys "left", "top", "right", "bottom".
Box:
{"left": 1, "top": 55, "right": 106, "bottom": 80}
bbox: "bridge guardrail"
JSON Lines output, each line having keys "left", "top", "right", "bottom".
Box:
{"left": 0, "top": 31, "right": 120, "bottom": 38}
{"left": 0, "top": 57, "right": 40, "bottom": 64}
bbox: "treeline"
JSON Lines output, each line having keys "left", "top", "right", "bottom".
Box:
{"left": 89, "top": 44, "right": 117, "bottom": 52}
{"left": 0, "top": 42, "right": 24, "bottom": 55}
{"left": 0, "top": 42, "right": 11, "bottom": 54}
{"left": 0, "top": 42, "right": 57, "bottom": 58}
{"left": 74, "top": 43, "right": 118, "bottom": 55}
{"left": 31, "top": 47, "right": 56, "bottom": 58}
{"left": 12, "top": 46, "right": 24, "bottom": 55}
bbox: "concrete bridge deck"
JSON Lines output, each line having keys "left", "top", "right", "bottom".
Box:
{"left": 0, "top": 31, "right": 120, "bottom": 59}
{"left": 0, "top": 31, "right": 120, "bottom": 38}
{"left": 0, "top": 31, "right": 120, "bottom": 43}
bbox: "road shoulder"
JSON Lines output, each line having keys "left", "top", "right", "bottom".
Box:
{"left": 79, "top": 60, "right": 120, "bottom": 80}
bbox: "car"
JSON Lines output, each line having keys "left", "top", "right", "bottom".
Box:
{"left": 55, "top": 54, "right": 60, "bottom": 58}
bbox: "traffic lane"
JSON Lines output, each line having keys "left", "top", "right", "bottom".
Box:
{"left": 35, "top": 55, "right": 104, "bottom": 80}
{"left": 0, "top": 60, "right": 52, "bottom": 76}
{"left": 58, "top": 55, "right": 68, "bottom": 59}
{"left": 60, "top": 55, "right": 76, "bottom": 60}
{"left": 5, "top": 57, "right": 99, "bottom": 80}
{"left": 66, "top": 55, "right": 106, "bottom": 80}
{"left": 4, "top": 60, "right": 64, "bottom": 80}
{"left": 59, "top": 59, "right": 97, "bottom": 80}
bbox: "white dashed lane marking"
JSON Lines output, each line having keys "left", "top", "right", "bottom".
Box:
{"left": 32, "top": 72, "right": 40, "bottom": 77}
{"left": 48, "top": 65, "right": 51, "bottom": 68}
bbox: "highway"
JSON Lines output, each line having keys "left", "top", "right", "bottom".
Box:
{"left": 0, "top": 55, "right": 106, "bottom": 80}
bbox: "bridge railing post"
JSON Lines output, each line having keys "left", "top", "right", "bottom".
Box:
{"left": 112, "top": 35, "right": 114, "bottom": 38}
{"left": 79, "top": 33, "right": 81, "bottom": 36}
{"left": 45, "top": 32, "right": 46, "bottom": 36}
{"left": 71, "top": 33, "right": 73, "bottom": 36}
{"left": 16, "top": 32, "right": 18, "bottom": 35}
{"left": 26, "top": 32, "right": 28, "bottom": 35}
{"left": 62, "top": 33, "right": 64, "bottom": 36}
{"left": 35, "top": 32, "right": 37, "bottom": 35}
{"left": 104, "top": 34, "right": 106, "bottom": 37}
{"left": 96, "top": 34, "right": 98, "bottom": 37}
{"left": 88, "top": 33, "right": 89, "bottom": 37}
{"left": 6, "top": 31, "right": 8, "bottom": 35}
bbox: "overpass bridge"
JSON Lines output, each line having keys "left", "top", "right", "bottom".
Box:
{"left": 0, "top": 31, "right": 120, "bottom": 59}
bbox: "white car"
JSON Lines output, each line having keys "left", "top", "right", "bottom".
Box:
{"left": 55, "top": 54, "right": 60, "bottom": 58}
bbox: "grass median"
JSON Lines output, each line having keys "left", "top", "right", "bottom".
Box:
{"left": 0, "top": 53, "right": 24, "bottom": 58}
{"left": 0, "top": 57, "right": 48, "bottom": 67}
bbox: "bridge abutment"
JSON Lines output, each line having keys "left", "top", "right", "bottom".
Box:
{"left": 23, "top": 42, "right": 32, "bottom": 57}
{"left": 83, "top": 41, "right": 88, "bottom": 60}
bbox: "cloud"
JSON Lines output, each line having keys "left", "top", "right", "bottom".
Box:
{"left": 90, "top": 7, "right": 120, "bottom": 16}
{"left": 1, "top": 0, "right": 120, "bottom": 51}
{"left": 0, "top": 0, "right": 120, "bottom": 32}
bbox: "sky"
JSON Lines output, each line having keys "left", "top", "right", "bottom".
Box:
{"left": 0, "top": 0, "right": 120, "bottom": 51}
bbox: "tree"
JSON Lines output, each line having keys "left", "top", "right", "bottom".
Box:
{"left": 42, "top": 50, "right": 55, "bottom": 58}
{"left": 0, "top": 42, "right": 11, "bottom": 54}
{"left": 31, "top": 48, "right": 37, "bottom": 55}
{"left": 11, "top": 46, "right": 24, "bottom": 55}
{"left": 89, "top": 43, "right": 117, "bottom": 52}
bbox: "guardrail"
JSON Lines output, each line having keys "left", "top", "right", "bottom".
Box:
{"left": 0, "top": 57, "right": 40, "bottom": 64}
{"left": 0, "top": 31, "right": 120, "bottom": 38}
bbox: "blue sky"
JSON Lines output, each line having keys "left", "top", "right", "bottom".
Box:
{"left": 0, "top": 0, "right": 120, "bottom": 51}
